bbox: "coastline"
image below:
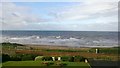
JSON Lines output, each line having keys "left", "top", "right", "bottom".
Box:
{"left": 21, "top": 43, "right": 119, "bottom": 48}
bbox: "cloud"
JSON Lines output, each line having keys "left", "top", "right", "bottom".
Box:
{"left": 51, "top": 1, "right": 118, "bottom": 21}
{"left": 1, "top": 2, "right": 49, "bottom": 30}
{"left": 48, "top": 0, "right": 118, "bottom": 31}
{"left": 1, "top": 0, "right": 118, "bottom": 31}
{"left": 1, "top": 0, "right": 119, "bottom": 2}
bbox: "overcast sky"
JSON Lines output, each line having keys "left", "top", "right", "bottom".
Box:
{"left": 0, "top": 0, "right": 119, "bottom": 31}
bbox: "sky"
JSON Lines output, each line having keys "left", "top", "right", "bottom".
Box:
{"left": 0, "top": 0, "right": 119, "bottom": 31}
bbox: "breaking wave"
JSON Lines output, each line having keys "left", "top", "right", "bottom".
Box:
{"left": 2, "top": 35, "right": 118, "bottom": 47}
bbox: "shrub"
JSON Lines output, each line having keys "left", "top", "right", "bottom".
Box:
{"left": 61, "top": 56, "right": 76, "bottom": 62}
{"left": 55, "top": 57, "right": 58, "bottom": 61}
{"left": 74, "top": 56, "right": 85, "bottom": 62}
{"left": 42, "top": 56, "right": 53, "bottom": 61}
{"left": 10, "top": 54, "right": 37, "bottom": 61}
{"left": 59, "top": 63, "right": 67, "bottom": 66}
{"left": 61, "top": 56, "right": 69, "bottom": 61}
{"left": 22, "top": 55, "right": 33, "bottom": 61}
{"left": 69, "top": 56, "right": 74, "bottom": 62}
{"left": 11, "top": 55, "right": 22, "bottom": 61}
{"left": 2, "top": 54, "right": 11, "bottom": 62}
{"left": 2, "top": 42, "right": 24, "bottom": 48}
{"left": 61, "top": 56, "right": 85, "bottom": 62}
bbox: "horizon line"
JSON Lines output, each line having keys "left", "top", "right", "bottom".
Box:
{"left": 1, "top": 30, "right": 119, "bottom": 32}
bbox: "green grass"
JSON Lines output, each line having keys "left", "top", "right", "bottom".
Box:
{"left": 88, "top": 47, "right": 120, "bottom": 54}
{"left": 2, "top": 61, "right": 44, "bottom": 66}
{"left": 2, "top": 42, "right": 119, "bottom": 55}
{"left": 60, "top": 62, "right": 89, "bottom": 66}
{"left": 2, "top": 61, "right": 90, "bottom": 68}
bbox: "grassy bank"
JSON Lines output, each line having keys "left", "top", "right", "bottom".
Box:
{"left": 1, "top": 43, "right": 119, "bottom": 61}
{"left": 2, "top": 61, "right": 90, "bottom": 68}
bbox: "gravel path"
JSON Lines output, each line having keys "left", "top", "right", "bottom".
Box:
{"left": 88, "top": 59, "right": 119, "bottom": 68}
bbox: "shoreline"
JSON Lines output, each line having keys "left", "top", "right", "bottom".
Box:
{"left": 2, "top": 42, "right": 119, "bottom": 48}
{"left": 22, "top": 43, "right": 119, "bottom": 48}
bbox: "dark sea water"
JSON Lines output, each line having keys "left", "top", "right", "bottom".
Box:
{"left": 1, "top": 30, "right": 118, "bottom": 47}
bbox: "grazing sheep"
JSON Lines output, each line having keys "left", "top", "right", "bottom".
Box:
{"left": 58, "top": 57, "right": 61, "bottom": 61}
{"left": 52, "top": 57, "right": 55, "bottom": 61}
{"left": 85, "top": 59, "right": 88, "bottom": 63}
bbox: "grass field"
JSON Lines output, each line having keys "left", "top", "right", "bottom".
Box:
{"left": 1, "top": 43, "right": 119, "bottom": 61}
{"left": 2, "top": 61, "right": 90, "bottom": 68}
{"left": 1, "top": 43, "right": 119, "bottom": 68}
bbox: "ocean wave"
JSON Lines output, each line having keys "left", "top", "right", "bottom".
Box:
{"left": 1, "top": 35, "right": 118, "bottom": 47}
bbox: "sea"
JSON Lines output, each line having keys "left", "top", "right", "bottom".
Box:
{"left": 1, "top": 30, "right": 119, "bottom": 47}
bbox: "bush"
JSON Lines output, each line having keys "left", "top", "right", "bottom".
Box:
{"left": 42, "top": 56, "right": 53, "bottom": 61}
{"left": 59, "top": 63, "right": 67, "bottom": 66}
{"left": 10, "top": 54, "right": 38, "bottom": 61}
{"left": 61, "top": 56, "right": 69, "bottom": 61}
{"left": 22, "top": 55, "right": 33, "bottom": 61}
{"left": 2, "top": 54, "right": 11, "bottom": 62}
{"left": 74, "top": 56, "right": 85, "bottom": 62}
{"left": 2, "top": 53, "right": 38, "bottom": 61}
{"left": 55, "top": 57, "right": 58, "bottom": 61}
{"left": 69, "top": 56, "right": 74, "bottom": 62}
{"left": 2, "top": 42, "right": 24, "bottom": 47}
{"left": 11, "top": 55, "right": 22, "bottom": 61}
{"left": 22, "top": 54, "right": 38, "bottom": 61}
{"left": 61, "top": 56, "right": 85, "bottom": 62}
